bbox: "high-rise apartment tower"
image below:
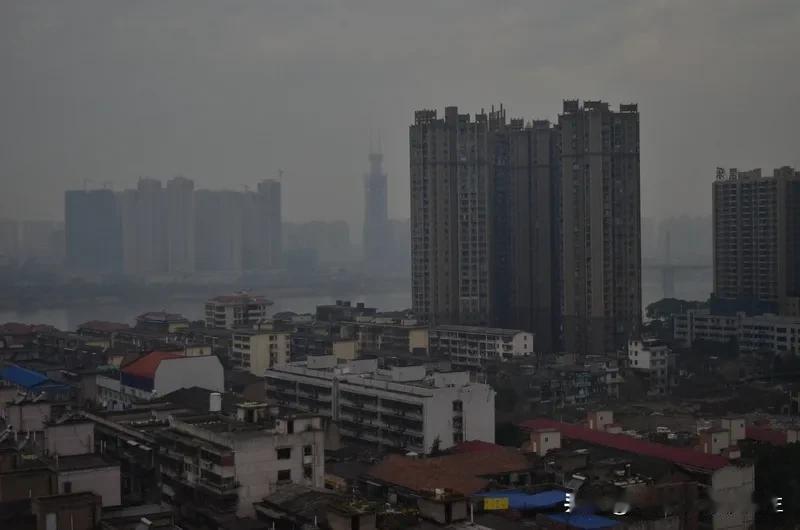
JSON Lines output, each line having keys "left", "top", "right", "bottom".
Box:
{"left": 559, "top": 100, "right": 641, "bottom": 354}
{"left": 713, "top": 166, "right": 800, "bottom": 316}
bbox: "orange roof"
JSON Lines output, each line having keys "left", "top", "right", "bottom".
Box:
{"left": 121, "top": 351, "right": 182, "bottom": 379}
{"left": 366, "top": 446, "right": 532, "bottom": 496}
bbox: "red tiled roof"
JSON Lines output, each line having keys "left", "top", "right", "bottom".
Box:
{"left": 0, "top": 322, "right": 36, "bottom": 335}
{"left": 121, "top": 351, "right": 182, "bottom": 379}
{"left": 520, "top": 418, "right": 729, "bottom": 472}
{"left": 746, "top": 426, "right": 787, "bottom": 446}
{"left": 451, "top": 440, "right": 506, "bottom": 454}
{"left": 366, "top": 447, "right": 533, "bottom": 496}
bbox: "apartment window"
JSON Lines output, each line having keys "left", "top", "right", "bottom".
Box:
{"left": 277, "top": 469, "right": 291, "bottom": 482}
{"left": 304, "top": 466, "right": 313, "bottom": 480}
{"left": 303, "top": 445, "right": 313, "bottom": 456}
{"left": 276, "top": 447, "right": 292, "bottom": 460}
{"left": 63, "top": 481, "right": 72, "bottom": 493}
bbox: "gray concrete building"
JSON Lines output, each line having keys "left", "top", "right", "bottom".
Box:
{"left": 493, "top": 118, "right": 562, "bottom": 352}
{"left": 712, "top": 166, "right": 800, "bottom": 316}
{"left": 559, "top": 100, "right": 641, "bottom": 354}
{"left": 410, "top": 107, "right": 493, "bottom": 326}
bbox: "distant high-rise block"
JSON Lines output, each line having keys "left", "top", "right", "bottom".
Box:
{"left": 363, "top": 150, "right": 390, "bottom": 273}
{"left": 713, "top": 166, "right": 800, "bottom": 316}
{"left": 0, "top": 218, "right": 19, "bottom": 264}
{"left": 194, "top": 190, "right": 243, "bottom": 272}
{"left": 117, "top": 178, "right": 169, "bottom": 276}
{"left": 166, "top": 176, "right": 195, "bottom": 274}
{"left": 559, "top": 100, "right": 641, "bottom": 354}
{"left": 243, "top": 179, "right": 282, "bottom": 270}
{"left": 65, "top": 189, "right": 122, "bottom": 274}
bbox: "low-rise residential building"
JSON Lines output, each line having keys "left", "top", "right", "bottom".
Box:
{"left": 675, "top": 309, "right": 800, "bottom": 355}
{"left": 521, "top": 417, "right": 755, "bottom": 530}
{"left": 627, "top": 338, "right": 675, "bottom": 396}
{"left": 135, "top": 312, "right": 189, "bottom": 334}
{"left": 354, "top": 315, "right": 429, "bottom": 354}
{"left": 315, "top": 300, "right": 376, "bottom": 323}
{"left": 75, "top": 321, "right": 131, "bottom": 348}
{"left": 54, "top": 454, "right": 121, "bottom": 507}
{"left": 205, "top": 293, "right": 273, "bottom": 329}
{"left": 429, "top": 325, "right": 534, "bottom": 367}
{"left": 265, "top": 356, "right": 495, "bottom": 453}
{"left": 156, "top": 412, "right": 325, "bottom": 517}
{"left": 96, "top": 352, "right": 224, "bottom": 409}
{"left": 231, "top": 328, "right": 290, "bottom": 375}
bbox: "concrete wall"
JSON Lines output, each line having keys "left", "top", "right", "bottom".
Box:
{"left": 0, "top": 469, "right": 55, "bottom": 501}
{"left": 58, "top": 465, "right": 121, "bottom": 507}
{"left": 460, "top": 384, "right": 495, "bottom": 444}
{"left": 233, "top": 427, "right": 325, "bottom": 517}
{"left": 711, "top": 464, "right": 755, "bottom": 530}
{"left": 46, "top": 422, "right": 94, "bottom": 457}
{"left": 7, "top": 402, "right": 52, "bottom": 432}
{"left": 154, "top": 355, "right": 223, "bottom": 395}
{"left": 333, "top": 340, "right": 358, "bottom": 361}
{"left": 720, "top": 418, "right": 745, "bottom": 443}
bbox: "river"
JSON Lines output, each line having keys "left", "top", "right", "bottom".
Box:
{"left": 0, "top": 269, "right": 710, "bottom": 330}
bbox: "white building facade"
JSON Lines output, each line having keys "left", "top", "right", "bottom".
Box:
{"left": 674, "top": 310, "right": 800, "bottom": 355}
{"left": 205, "top": 293, "right": 273, "bottom": 329}
{"left": 265, "top": 357, "right": 495, "bottom": 454}
{"left": 429, "top": 325, "right": 534, "bottom": 367}
{"left": 231, "top": 329, "right": 290, "bottom": 375}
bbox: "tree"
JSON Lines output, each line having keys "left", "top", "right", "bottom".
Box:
{"left": 646, "top": 298, "right": 707, "bottom": 320}
{"left": 430, "top": 436, "right": 442, "bottom": 456}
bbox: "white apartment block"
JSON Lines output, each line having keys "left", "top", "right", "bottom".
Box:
{"left": 265, "top": 356, "right": 495, "bottom": 454}
{"left": 205, "top": 293, "right": 273, "bottom": 329}
{"left": 429, "top": 325, "right": 534, "bottom": 367}
{"left": 157, "top": 411, "right": 325, "bottom": 517}
{"left": 627, "top": 338, "right": 674, "bottom": 395}
{"left": 231, "top": 329, "right": 290, "bottom": 375}
{"left": 675, "top": 310, "right": 800, "bottom": 355}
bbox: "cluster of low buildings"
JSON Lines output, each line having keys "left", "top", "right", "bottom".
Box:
{"left": 2, "top": 290, "right": 800, "bottom": 529}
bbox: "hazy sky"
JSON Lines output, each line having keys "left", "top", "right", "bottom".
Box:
{"left": 2, "top": 0, "right": 799, "bottom": 233}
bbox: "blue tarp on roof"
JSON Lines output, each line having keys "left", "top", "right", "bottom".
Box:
{"left": 545, "top": 513, "right": 620, "bottom": 529}
{"left": 0, "top": 365, "right": 49, "bottom": 389}
{"left": 475, "top": 489, "right": 567, "bottom": 510}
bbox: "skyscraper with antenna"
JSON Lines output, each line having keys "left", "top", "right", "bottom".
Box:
{"left": 363, "top": 135, "right": 390, "bottom": 273}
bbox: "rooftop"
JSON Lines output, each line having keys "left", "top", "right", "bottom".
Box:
{"left": 77, "top": 320, "right": 131, "bottom": 333}
{"left": 366, "top": 445, "right": 533, "bottom": 496}
{"left": 520, "top": 418, "right": 730, "bottom": 472}
{"left": 433, "top": 324, "right": 528, "bottom": 336}
{"left": 135, "top": 311, "right": 188, "bottom": 323}
{"left": 209, "top": 293, "right": 273, "bottom": 305}
{"left": 55, "top": 454, "right": 117, "bottom": 471}
{"left": 121, "top": 351, "right": 183, "bottom": 379}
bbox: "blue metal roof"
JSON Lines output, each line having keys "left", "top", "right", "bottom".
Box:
{"left": 545, "top": 513, "right": 620, "bottom": 529}
{"left": 475, "top": 489, "right": 567, "bottom": 510}
{"left": 0, "top": 365, "right": 50, "bottom": 389}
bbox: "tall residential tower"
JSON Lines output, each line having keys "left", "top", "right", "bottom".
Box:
{"left": 410, "top": 107, "right": 493, "bottom": 326}
{"left": 713, "top": 166, "right": 800, "bottom": 316}
{"left": 559, "top": 100, "right": 641, "bottom": 354}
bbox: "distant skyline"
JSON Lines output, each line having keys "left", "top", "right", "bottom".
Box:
{"left": 2, "top": 1, "right": 800, "bottom": 230}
